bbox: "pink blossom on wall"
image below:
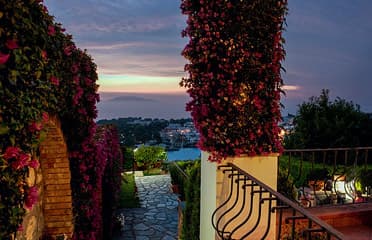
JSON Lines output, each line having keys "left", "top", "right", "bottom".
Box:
{"left": 24, "top": 186, "right": 38, "bottom": 210}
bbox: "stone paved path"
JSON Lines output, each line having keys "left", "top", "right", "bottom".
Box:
{"left": 114, "top": 175, "right": 179, "bottom": 240}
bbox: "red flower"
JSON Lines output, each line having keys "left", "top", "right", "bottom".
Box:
{"left": 73, "top": 75, "right": 80, "bottom": 84}
{"left": 3, "top": 146, "right": 21, "bottom": 160}
{"left": 29, "top": 121, "right": 43, "bottom": 132}
{"left": 42, "top": 112, "right": 49, "bottom": 123}
{"left": 42, "top": 5, "right": 48, "bottom": 13}
{"left": 85, "top": 77, "right": 92, "bottom": 85}
{"left": 11, "top": 153, "right": 30, "bottom": 170}
{"left": 6, "top": 39, "right": 19, "bottom": 49}
{"left": 71, "top": 63, "right": 79, "bottom": 74}
{"left": 0, "top": 52, "right": 10, "bottom": 64}
{"left": 48, "top": 25, "right": 55, "bottom": 36}
{"left": 29, "top": 158, "right": 40, "bottom": 169}
{"left": 41, "top": 50, "right": 47, "bottom": 60}
{"left": 50, "top": 76, "right": 59, "bottom": 86}
{"left": 64, "top": 45, "right": 74, "bottom": 56}
{"left": 25, "top": 186, "right": 38, "bottom": 210}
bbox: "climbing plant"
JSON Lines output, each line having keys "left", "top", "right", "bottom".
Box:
{"left": 181, "top": 0, "right": 288, "bottom": 162}
{"left": 0, "top": 1, "right": 122, "bottom": 239}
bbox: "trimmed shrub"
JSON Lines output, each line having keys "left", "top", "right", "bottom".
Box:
{"left": 181, "top": 160, "right": 201, "bottom": 240}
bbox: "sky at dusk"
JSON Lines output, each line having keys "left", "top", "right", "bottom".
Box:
{"left": 44, "top": 0, "right": 372, "bottom": 120}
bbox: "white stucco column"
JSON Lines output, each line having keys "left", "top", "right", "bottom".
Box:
{"left": 200, "top": 152, "right": 278, "bottom": 239}
{"left": 200, "top": 151, "right": 217, "bottom": 240}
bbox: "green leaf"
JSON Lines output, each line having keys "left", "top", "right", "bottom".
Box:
{"left": 9, "top": 135, "right": 15, "bottom": 146}
{"left": 39, "top": 130, "right": 47, "bottom": 143}
{"left": 35, "top": 70, "right": 42, "bottom": 79}
{"left": 0, "top": 124, "right": 9, "bottom": 135}
{"left": 9, "top": 70, "right": 18, "bottom": 85}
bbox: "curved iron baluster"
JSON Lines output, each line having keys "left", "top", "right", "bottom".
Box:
{"left": 211, "top": 167, "right": 237, "bottom": 238}
{"left": 212, "top": 167, "right": 235, "bottom": 237}
{"left": 240, "top": 186, "right": 265, "bottom": 239}
{"left": 220, "top": 176, "right": 248, "bottom": 239}
{"left": 273, "top": 205, "right": 290, "bottom": 240}
{"left": 215, "top": 173, "right": 244, "bottom": 238}
{"left": 228, "top": 179, "right": 257, "bottom": 238}
{"left": 260, "top": 193, "right": 276, "bottom": 239}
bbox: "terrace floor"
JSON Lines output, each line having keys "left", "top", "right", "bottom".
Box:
{"left": 308, "top": 202, "right": 372, "bottom": 240}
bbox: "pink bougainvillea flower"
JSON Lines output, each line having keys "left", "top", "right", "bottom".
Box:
{"left": 29, "top": 121, "right": 43, "bottom": 132}
{"left": 85, "top": 77, "right": 92, "bottom": 85}
{"left": 64, "top": 45, "right": 74, "bottom": 56}
{"left": 11, "top": 153, "right": 30, "bottom": 170}
{"left": 6, "top": 39, "right": 19, "bottom": 50}
{"left": 50, "top": 76, "right": 59, "bottom": 86}
{"left": 48, "top": 25, "right": 56, "bottom": 36}
{"left": 0, "top": 52, "right": 10, "bottom": 64}
{"left": 42, "top": 112, "right": 49, "bottom": 123}
{"left": 73, "top": 75, "right": 80, "bottom": 84}
{"left": 3, "top": 146, "right": 21, "bottom": 160}
{"left": 254, "top": 52, "right": 262, "bottom": 58}
{"left": 25, "top": 186, "right": 38, "bottom": 210}
{"left": 42, "top": 5, "right": 48, "bottom": 13}
{"left": 71, "top": 63, "right": 79, "bottom": 74}
{"left": 17, "top": 224, "right": 24, "bottom": 232}
{"left": 73, "top": 87, "right": 84, "bottom": 105}
{"left": 29, "top": 158, "right": 40, "bottom": 169}
{"left": 84, "top": 64, "right": 91, "bottom": 72}
{"left": 41, "top": 50, "right": 47, "bottom": 60}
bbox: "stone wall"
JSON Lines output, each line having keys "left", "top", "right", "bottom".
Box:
{"left": 18, "top": 116, "right": 73, "bottom": 240}
{"left": 19, "top": 166, "right": 45, "bottom": 240}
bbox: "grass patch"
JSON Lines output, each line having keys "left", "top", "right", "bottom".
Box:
{"left": 143, "top": 168, "right": 163, "bottom": 176}
{"left": 118, "top": 174, "right": 140, "bottom": 208}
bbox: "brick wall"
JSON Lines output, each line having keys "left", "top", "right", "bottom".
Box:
{"left": 18, "top": 116, "right": 73, "bottom": 240}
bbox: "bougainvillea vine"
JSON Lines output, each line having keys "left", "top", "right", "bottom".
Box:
{"left": 180, "top": 0, "right": 288, "bottom": 162}
{"left": 0, "top": 1, "right": 123, "bottom": 239}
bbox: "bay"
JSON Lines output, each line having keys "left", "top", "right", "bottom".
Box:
{"left": 166, "top": 148, "right": 201, "bottom": 161}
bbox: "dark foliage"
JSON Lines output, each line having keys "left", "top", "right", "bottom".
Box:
{"left": 285, "top": 89, "right": 372, "bottom": 149}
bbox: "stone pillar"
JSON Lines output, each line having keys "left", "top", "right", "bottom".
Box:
{"left": 18, "top": 116, "right": 74, "bottom": 240}
{"left": 18, "top": 167, "right": 44, "bottom": 240}
{"left": 40, "top": 116, "right": 73, "bottom": 239}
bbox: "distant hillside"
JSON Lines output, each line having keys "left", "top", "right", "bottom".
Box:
{"left": 97, "top": 117, "right": 192, "bottom": 146}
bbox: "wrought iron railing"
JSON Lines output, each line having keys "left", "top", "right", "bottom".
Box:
{"left": 212, "top": 163, "right": 345, "bottom": 240}
{"left": 280, "top": 147, "right": 372, "bottom": 207}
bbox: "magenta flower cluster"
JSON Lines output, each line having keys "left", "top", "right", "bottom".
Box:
{"left": 181, "top": 0, "right": 288, "bottom": 162}
{"left": 3, "top": 146, "right": 39, "bottom": 172}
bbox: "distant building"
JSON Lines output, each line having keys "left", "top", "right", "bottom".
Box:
{"left": 279, "top": 114, "right": 295, "bottom": 135}
{"left": 160, "top": 120, "right": 199, "bottom": 149}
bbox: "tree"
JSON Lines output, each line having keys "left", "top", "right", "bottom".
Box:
{"left": 285, "top": 89, "right": 372, "bottom": 149}
{"left": 121, "top": 146, "right": 135, "bottom": 170}
{"left": 134, "top": 145, "right": 167, "bottom": 171}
